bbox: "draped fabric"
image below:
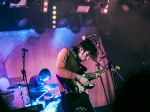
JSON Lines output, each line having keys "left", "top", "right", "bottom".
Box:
{"left": 0, "top": 27, "right": 115, "bottom": 108}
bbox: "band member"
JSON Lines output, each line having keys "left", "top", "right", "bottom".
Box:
{"left": 29, "top": 68, "right": 51, "bottom": 101}
{"left": 56, "top": 38, "right": 98, "bottom": 112}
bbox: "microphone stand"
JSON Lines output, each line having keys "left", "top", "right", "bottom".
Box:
{"left": 91, "top": 37, "right": 124, "bottom": 111}
{"left": 104, "top": 57, "right": 124, "bottom": 97}
{"left": 21, "top": 49, "right": 32, "bottom": 106}
{"left": 92, "top": 58, "right": 111, "bottom": 111}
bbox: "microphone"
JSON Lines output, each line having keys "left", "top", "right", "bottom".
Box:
{"left": 82, "top": 34, "right": 97, "bottom": 40}
{"left": 22, "top": 48, "right": 28, "bottom": 52}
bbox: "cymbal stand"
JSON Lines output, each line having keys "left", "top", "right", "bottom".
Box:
{"left": 19, "top": 86, "right": 25, "bottom": 107}
{"left": 35, "top": 85, "right": 52, "bottom": 104}
{"left": 35, "top": 91, "right": 48, "bottom": 104}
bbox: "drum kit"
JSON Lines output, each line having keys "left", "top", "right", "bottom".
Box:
{"left": 7, "top": 83, "right": 62, "bottom": 112}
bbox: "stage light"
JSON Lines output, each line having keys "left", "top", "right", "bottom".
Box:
{"left": 52, "top": 11, "right": 56, "bottom": 15}
{"left": 0, "top": 0, "right": 5, "bottom": 5}
{"left": 52, "top": 15, "right": 56, "bottom": 19}
{"left": 131, "top": 0, "right": 145, "bottom": 8}
{"left": 9, "top": 0, "right": 26, "bottom": 8}
{"left": 137, "top": 1, "right": 144, "bottom": 8}
{"left": 76, "top": 1, "right": 92, "bottom": 13}
{"left": 101, "top": 5, "right": 108, "bottom": 14}
{"left": 52, "top": 20, "right": 56, "bottom": 24}
{"left": 32, "top": 13, "right": 45, "bottom": 34}
{"left": 14, "top": 9, "right": 29, "bottom": 27}
{"left": 52, "top": 25, "right": 56, "bottom": 29}
{"left": 18, "top": 18, "right": 28, "bottom": 27}
{"left": 41, "top": 0, "right": 49, "bottom": 13}
{"left": 82, "top": 14, "right": 94, "bottom": 27}
{"left": 77, "top": 6, "right": 90, "bottom": 13}
{"left": 7, "top": 0, "right": 21, "bottom": 4}
{"left": 53, "top": 6, "right": 56, "bottom": 10}
{"left": 68, "top": 15, "right": 81, "bottom": 34}
{"left": 57, "top": 18, "right": 67, "bottom": 27}
{"left": 99, "top": 0, "right": 108, "bottom": 8}
{"left": 51, "top": 5, "right": 57, "bottom": 29}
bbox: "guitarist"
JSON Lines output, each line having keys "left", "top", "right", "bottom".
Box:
{"left": 56, "top": 38, "right": 98, "bottom": 112}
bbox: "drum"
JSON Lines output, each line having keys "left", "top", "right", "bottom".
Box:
{"left": 44, "top": 95, "right": 63, "bottom": 112}
{"left": 53, "top": 95, "right": 61, "bottom": 101}
{"left": 25, "top": 100, "right": 46, "bottom": 108}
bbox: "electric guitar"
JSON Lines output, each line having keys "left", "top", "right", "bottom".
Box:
{"left": 56, "top": 66, "right": 120, "bottom": 99}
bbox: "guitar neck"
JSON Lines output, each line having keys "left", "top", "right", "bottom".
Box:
{"left": 95, "top": 68, "right": 108, "bottom": 76}
{"left": 86, "top": 68, "right": 109, "bottom": 80}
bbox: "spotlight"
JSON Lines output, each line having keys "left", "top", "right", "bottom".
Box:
{"left": 9, "top": 0, "right": 26, "bottom": 8}
{"left": 52, "top": 20, "right": 56, "bottom": 24}
{"left": 137, "top": 1, "right": 144, "bottom": 8}
{"left": 52, "top": 11, "right": 56, "bottom": 15}
{"left": 18, "top": 18, "right": 28, "bottom": 27}
{"left": 52, "top": 15, "right": 56, "bottom": 19}
{"left": 15, "top": 9, "right": 29, "bottom": 27}
{"left": 32, "top": 13, "right": 45, "bottom": 34}
{"left": 68, "top": 15, "right": 81, "bottom": 34}
{"left": 0, "top": 0, "right": 5, "bottom": 5}
{"left": 41, "top": 0, "right": 49, "bottom": 13}
{"left": 76, "top": 1, "right": 92, "bottom": 13}
{"left": 131, "top": 0, "right": 145, "bottom": 8}
{"left": 52, "top": 25, "right": 56, "bottom": 29}
{"left": 53, "top": 6, "right": 56, "bottom": 10}
{"left": 99, "top": 0, "right": 108, "bottom": 8}
{"left": 7, "top": 0, "right": 21, "bottom": 4}
{"left": 82, "top": 14, "right": 94, "bottom": 27}
{"left": 77, "top": 6, "right": 90, "bottom": 13}
{"left": 51, "top": 5, "right": 57, "bottom": 29}
{"left": 57, "top": 18, "right": 67, "bottom": 27}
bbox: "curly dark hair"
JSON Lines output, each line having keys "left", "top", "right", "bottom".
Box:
{"left": 73, "top": 38, "right": 98, "bottom": 60}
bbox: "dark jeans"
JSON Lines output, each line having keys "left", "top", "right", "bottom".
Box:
{"left": 61, "top": 92, "right": 94, "bottom": 112}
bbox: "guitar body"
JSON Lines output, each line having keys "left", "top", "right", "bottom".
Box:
{"left": 56, "top": 75, "right": 80, "bottom": 99}
{"left": 56, "top": 68, "right": 109, "bottom": 99}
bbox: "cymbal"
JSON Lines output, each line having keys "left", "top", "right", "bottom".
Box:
{"left": 7, "top": 83, "right": 26, "bottom": 89}
{"left": 0, "top": 90, "right": 14, "bottom": 96}
{"left": 30, "top": 83, "right": 58, "bottom": 92}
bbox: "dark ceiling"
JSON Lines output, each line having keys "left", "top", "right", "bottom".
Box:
{"left": 1, "top": 0, "right": 150, "bottom": 91}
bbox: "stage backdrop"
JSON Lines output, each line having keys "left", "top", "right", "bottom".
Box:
{"left": 0, "top": 26, "right": 115, "bottom": 108}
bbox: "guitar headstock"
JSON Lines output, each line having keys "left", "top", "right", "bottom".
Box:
{"left": 110, "top": 66, "right": 120, "bottom": 71}
{"left": 105, "top": 62, "right": 120, "bottom": 71}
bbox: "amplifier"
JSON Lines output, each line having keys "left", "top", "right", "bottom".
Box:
{"left": 10, "top": 104, "right": 44, "bottom": 112}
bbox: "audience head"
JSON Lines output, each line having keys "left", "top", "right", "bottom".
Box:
{"left": 113, "top": 71, "right": 150, "bottom": 112}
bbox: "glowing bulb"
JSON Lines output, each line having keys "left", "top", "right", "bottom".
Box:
{"left": 53, "top": 6, "right": 56, "bottom": 10}
{"left": 52, "top": 11, "right": 56, "bottom": 14}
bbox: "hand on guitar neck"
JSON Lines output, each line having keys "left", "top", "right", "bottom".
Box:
{"left": 76, "top": 65, "right": 120, "bottom": 90}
